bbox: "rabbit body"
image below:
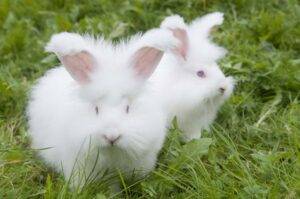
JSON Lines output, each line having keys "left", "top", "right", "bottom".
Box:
{"left": 27, "top": 30, "right": 177, "bottom": 187}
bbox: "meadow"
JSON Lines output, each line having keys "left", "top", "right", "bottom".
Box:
{"left": 0, "top": 0, "right": 299, "bottom": 198}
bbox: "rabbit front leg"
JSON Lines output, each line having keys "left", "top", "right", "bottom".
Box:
{"left": 180, "top": 124, "right": 203, "bottom": 142}
{"left": 178, "top": 114, "right": 208, "bottom": 142}
{"left": 61, "top": 146, "right": 105, "bottom": 190}
{"left": 179, "top": 108, "right": 218, "bottom": 142}
{"left": 62, "top": 158, "right": 95, "bottom": 190}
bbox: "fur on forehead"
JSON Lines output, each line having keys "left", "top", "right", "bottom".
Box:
{"left": 53, "top": 30, "right": 177, "bottom": 102}
{"left": 186, "top": 30, "right": 227, "bottom": 68}
{"left": 79, "top": 66, "right": 142, "bottom": 102}
{"left": 69, "top": 35, "right": 144, "bottom": 102}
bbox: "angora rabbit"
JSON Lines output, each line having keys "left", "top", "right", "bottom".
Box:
{"left": 150, "top": 12, "right": 234, "bottom": 142}
{"left": 27, "top": 29, "right": 178, "bottom": 188}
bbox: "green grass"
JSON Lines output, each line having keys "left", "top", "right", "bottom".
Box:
{"left": 0, "top": 0, "right": 299, "bottom": 198}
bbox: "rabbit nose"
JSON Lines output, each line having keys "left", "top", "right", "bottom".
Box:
{"left": 219, "top": 87, "right": 226, "bottom": 94}
{"left": 103, "top": 134, "right": 121, "bottom": 145}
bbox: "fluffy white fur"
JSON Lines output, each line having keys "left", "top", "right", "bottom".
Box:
{"left": 27, "top": 29, "right": 178, "bottom": 189}
{"left": 149, "top": 12, "right": 235, "bottom": 142}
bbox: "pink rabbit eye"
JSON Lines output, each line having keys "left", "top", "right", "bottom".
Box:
{"left": 197, "top": 70, "right": 206, "bottom": 78}
{"left": 126, "top": 105, "right": 130, "bottom": 114}
{"left": 95, "top": 106, "right": 99, "bottom": 115}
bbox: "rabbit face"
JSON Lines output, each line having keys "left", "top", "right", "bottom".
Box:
{"left": 44, "top": 29, "right": 177, "bottom": 154}
{"left": 185, "top": 61, "right": 233, "bottom": 100}
{"left": 84, "top": 94, "right": 165, "bottom": 157}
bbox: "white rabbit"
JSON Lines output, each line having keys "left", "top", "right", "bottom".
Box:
{"left": 149, "top": 12, "right": 234, "bottom": 142}
{"left": 27, "top": 29, "right": 178, "bottom": 189}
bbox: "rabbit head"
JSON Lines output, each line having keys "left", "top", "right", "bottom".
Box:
{"left": 159, "top": 12, "right": 234, "bottom": 110}
{"left": 45, "top": 29, "right": 177, "bottom": 152}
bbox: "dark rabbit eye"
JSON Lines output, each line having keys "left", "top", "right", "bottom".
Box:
{"left": 126, "top": 105, "right": 130, "bottom": 114}
{"left": 95, "top": 106, "right": 99, "bottom": 115}
{"left": 197, "top": 70, "right": 206, "bottom": 78}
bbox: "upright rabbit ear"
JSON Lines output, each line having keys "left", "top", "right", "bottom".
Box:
{"left": 190, "top": 12, "right": 224, "bottom": 38}
{"left": 131, "top": 46, "right": 163, "bottom": 79}
{"left": 160, "top": 15, "right": 189, "bottom": 60}
{"left": 45, "top": 32, "right": 96, "bottom": 84}
{"left": 170, "top": 28, "right": 188, "bottom": 60}
{"left": 59, "top": 51, "right": 94, "bottom": 84}
{"left": 130, "top": 28, "right": 178, "bottom": 80}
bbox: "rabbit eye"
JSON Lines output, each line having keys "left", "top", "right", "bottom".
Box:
{"left": 95, "top": 106, "right": 99, "bottom": 115}
{"left": 126, "top": 105, "right": 130, "bottom": 114}
{"left": 197, "top": 70, "right": 206, "bottom": 78}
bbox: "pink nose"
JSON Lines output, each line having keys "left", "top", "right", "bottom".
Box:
{"left": 103, "top": 134, "right": 121, "bottom": 145}
{"left": 219, "top": 87, "right": 226, "bottom": 94}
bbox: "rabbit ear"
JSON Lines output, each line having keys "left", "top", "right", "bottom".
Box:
{"left": 131, "top": 46, "right": 163, "bottom": 79}
{"left": 160, "top": 15, "right": 189, "bottom": 60}
{"left": 45, "top": 32, "right": 96, "bottom": 84}
{"left": 130, "top": 27, "right": 179, "bottom": 79}
{"left": 60, "top": 51, "right": 95, "bottom": 84}
{"left": 169, "top": 28, "right": 188, "bottom": 60}
{"left": 190, "top": 12, "right": 224, "bottom": 38}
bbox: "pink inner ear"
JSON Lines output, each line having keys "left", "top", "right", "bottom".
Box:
{"left": 132, "top": 47, "right": 163, "bottom": 79}
{"left": 61, "top": 51, "right": 94, "bottom": 84}
{"left": 170, "top": 28, "right": 188, "bottom": 60}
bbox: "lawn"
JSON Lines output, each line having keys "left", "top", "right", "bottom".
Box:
{"left": 0, "top": 0, "right": 299, "bottom": 198}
